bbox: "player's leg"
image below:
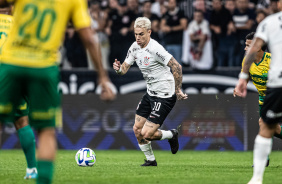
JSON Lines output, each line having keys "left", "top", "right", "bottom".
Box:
{"left": 14, "top": 116, "right": 37, "bottom": 179}
{"left": 248, "top": 88, "right": 282, "bottom": 184}
{"left": 142, "top": 94, "right": 179, "bottom": 154}
{"left": 0, "top": 64, "right": 37, "bottom": 177}
{"left": 27, "top": 66, "right": 60, "bottom": 184}
{"left": 37, "top": 127, "right": 56, "bottom": 184}
{"left": 141, "top": 120, "right": 178, "bottom": 154}
{"left": 257, "top": 117, "right": 270, "bottom": 167}
{"left": 249, "top": 120, "right": 276, "bottom": 184}
{"left": 14, "top": 97, "right": 37, "bottom": 179}
{"left": 273, "top": 124, "right": 282, "bottom": 139}
{"left": 133, "top": 115, "right": 157, "bottom": 166}
{"left": 134, "top": 94, "right": 157, "bottom": 166}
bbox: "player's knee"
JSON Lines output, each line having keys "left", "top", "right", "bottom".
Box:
{"left": 133, "top": 125, "right": 141, "bottom": 135}
{"left": 14, "top": 116, "right": 29, "bottom": 130}
{"left": 143, "top": 132, "right": 153, "bottom": 140}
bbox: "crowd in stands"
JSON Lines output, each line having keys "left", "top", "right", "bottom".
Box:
{"left": 60, "top": 0, "right": 279, "bottom": 70}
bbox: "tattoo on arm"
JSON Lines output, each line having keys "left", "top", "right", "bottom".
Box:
{"left": 167, "top": 57, "right": 182, "bottom": 92}
{"left": 120, "top": 62, "right": 131, "bottom": 75}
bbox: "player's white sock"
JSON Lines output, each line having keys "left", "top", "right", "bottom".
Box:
{"left": 250, "top": 135, "right": 272, "bottom": 183}
{"left": 160, "top": 130, "right": 173, "bottom": 140}
{"left": 139, "top": 142, "right": 155, "bottom": 161}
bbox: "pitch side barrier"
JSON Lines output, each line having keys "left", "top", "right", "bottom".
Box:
{"left": 58, "top": 68, "right": 257, "bottom": 95}
{"left": 2, "top": 94, "right": 281, "bottom": 151}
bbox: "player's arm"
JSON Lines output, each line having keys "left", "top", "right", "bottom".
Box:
{"left": 78, "top": 27, "right": 115, "bottom": 100}
{"left": 243, "top": 38, "right": 265, "bottom": 74}
{"left": 78, "top": 28, "right": 107, "bottom": 80}
{"left": 167, "top": 57, "right": 188, "bottom": 100}
{"left": 113, "top": 59, "right": 131, "bottom": 75}
{"left": 234, "top": 58, "right": 250, "bottom": 97}
{"left": 236, "top": 37, "right": 265, "bottom": 97}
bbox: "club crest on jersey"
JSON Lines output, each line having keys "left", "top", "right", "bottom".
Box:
{"left": 143, "top": 56, "right": 150, "bottom": 66}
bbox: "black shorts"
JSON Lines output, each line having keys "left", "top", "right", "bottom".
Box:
{"left": 261, "top": 88, "right": 282, "bottom": 124}
{"left": 136, "top": 92, "right": 176, "bottom": 126}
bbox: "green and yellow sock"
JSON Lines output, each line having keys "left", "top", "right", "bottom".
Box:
{"left": 274, "top": 126, "right": 282, "bottom": 139}
{"left": 37, "top": 160, "right": 54, "bottom": 184}
{"left": 17, "top": 125, "right": 36, "bottom": 169}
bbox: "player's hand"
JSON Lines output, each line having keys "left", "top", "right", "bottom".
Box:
{"left": 176, "top": 89, "right": 188, "bottom": 100}
{"left": 99, "top": 77, "right": 116, "bottom": 101}
{"left": 113, "top": 59, "right": 121, "bottom": 72}
{"left": 233, "top": 87, "right": 243, "bottom": 97}
{"left": 235, "top": 79, "right": 248, "bottom": 98}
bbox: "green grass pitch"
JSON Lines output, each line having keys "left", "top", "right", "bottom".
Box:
{"left": 1, "top": 150, "right": 282, "bottom": 184}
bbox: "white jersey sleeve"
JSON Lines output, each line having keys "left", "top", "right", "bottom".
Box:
{"left": 255, "top": 18, "right": 269, "bottom": 43}
{"left": 124, "top": 42, "right": 137, "bottom": 65}
{"left": 154, "top": 42, "right": 172, "bottom": 65}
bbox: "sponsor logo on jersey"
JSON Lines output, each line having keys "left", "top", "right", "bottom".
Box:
{"left": 133, "top": 48, "right": 140, "bottom": 52}
{"left": 151, "top": 111, "right": 160, "bottom": 117}
{"left": 126, "top": 50, "right": 131, "bottom": 59}
{"left": 156, "top": 52, "right": 165, "bottom": 61}
{"left": 143, "top": 56, "right": 150, "bottom": 66}
{"left": 145, "top": 48, "right": 152, "bottom": 54}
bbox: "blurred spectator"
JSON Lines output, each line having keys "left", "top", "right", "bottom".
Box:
{"left": 178, "top": 0, "right": 194, "bottom": 20}
{"left": 193, "top": 0, "right": 212, "bottom": 21}
{"left": 251, "top": 9, "right": 267, "bottom": 31}
{"left": 138, "top": 0, "right": 160, "bottom": 41}
{"left": 268, "top": 0, "right": 279, "bottom": 14}
{"left": 232, "top": 0, "right": 255, "bottom": 66}
{"left": 88, "top": 0, "right": 110, "bottom": 69}
{"left": 187, "top": 10, "right": 213, "bottom": 70}
{"left": 252, "top": 0, "right": 270, "bottom": 10}
{"left": 225, "top": 0, "right": 236, "bottom": 14}
{"left": 151, "top": 0, "right": 167, "bottom": 18}
{"left": 210, "top": 0, "right": 236, "bottom": 66}
{"left": 106, "top": 0, "right": 136, "bottom": 66}
{"left": 63, "top": 25, "right": 88, "bottom": 68}
{"left": 161, "top": 0, "right": 187, "bottom": 64}
{"left": 127, "top": 0, "right": 139, "bottom": 15}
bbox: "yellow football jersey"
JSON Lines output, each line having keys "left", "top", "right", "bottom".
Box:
{"left": 1, "top": 0, "right": 91, "bottom": 68}
{"left": 0, "top": 14, "right": 13, "bottom": 49}
{"left": 241, "top": 52, "right": 271, "bottom": 105}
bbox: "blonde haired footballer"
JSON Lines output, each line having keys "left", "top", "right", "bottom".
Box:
{"left": 114, "top": 17, "right": 187, "bottom": 166}
{"left": 0, "top": 0, "right": 115, "bottom": 184}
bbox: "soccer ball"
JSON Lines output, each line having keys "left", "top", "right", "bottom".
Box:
{"left": 75, "top": 148, "right": 96, "bottom": 166}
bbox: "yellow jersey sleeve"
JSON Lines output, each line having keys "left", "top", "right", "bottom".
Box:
{"left": 71, "top": 0, "right": 91, "bottom": 30}
{"left": 241, "top": 56, "right": 246, "bottom": 73}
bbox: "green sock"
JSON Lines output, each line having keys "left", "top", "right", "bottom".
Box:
{"left": 274, "top": 126, "right": 282, "bottom": 139}
{"left": 37, "top": 160, "right": 54, "bottom": 184}
{"left": 17, "top": 125, "right": 36, "bottom": 168}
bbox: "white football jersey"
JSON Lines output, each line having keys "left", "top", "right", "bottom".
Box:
{"left": 125, "top": 38, "right": 175, "bottom": 98}
{"left": 255, "top": 12, "right": 282, "bottom": 88}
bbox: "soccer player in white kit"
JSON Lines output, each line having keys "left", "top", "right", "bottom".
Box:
{"left": 113, "top": 17, "right": 187, "bottom": 166}
{"left": 236, "top": 1, "right": 282, "bottom": 183}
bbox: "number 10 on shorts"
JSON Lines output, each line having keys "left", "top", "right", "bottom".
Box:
{"left": 153, "top": 102, "right": 161, "bottom": 111}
